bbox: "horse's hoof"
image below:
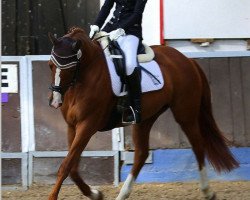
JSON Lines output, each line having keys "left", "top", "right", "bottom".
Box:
{"left": 97, "top": 191, "right": 104, "bottom": 200}
{"left": 95, "top": 191, "right": 104, "bottom": 200}
{"left": 205, "top": 193, "right": 217, "bottom": 200}
{"left": 48, "top": 193, "right": 57, "bottom": 200}
{"left": 88, "top": 189, "right": 104, "bottom": 200}
{"left": 115, "top": 193, "right": 130, "bottom": 200}
{"left": 209, "top": 193, "right": 217, "bottom": 200}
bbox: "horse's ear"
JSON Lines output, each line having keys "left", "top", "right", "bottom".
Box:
{"left": 48, "top": 32, "right": 59, "bottom": 45}
{"left": 72, "top": 40, "right": 81, "bottom": 52}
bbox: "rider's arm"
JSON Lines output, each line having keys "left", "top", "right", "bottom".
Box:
{"left": 94, "top": 0, "right": 115, "bottom": 28}
{"left": 118, "top": 0, "right": 147, "bottom": 31}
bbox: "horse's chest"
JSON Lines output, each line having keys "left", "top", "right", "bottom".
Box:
{"left": 61, "top": 106, "right": 77, "bottom": 126}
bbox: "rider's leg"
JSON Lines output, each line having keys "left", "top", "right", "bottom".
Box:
{"left": 126, "top": 67, "right": 141, "bottom": 123}
{"left": 117, "top": 35, "right": 141, "bottom": 123}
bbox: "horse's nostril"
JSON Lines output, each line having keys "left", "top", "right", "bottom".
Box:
{"left": 49, "top": 99, "right": 52, "bottom": 107}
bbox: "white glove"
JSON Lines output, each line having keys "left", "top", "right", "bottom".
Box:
{"left": 89, "top": 25, "right": 100, "bottom": 39}
{"left": 109, "top": 28, "right": 125, "bottom": 41}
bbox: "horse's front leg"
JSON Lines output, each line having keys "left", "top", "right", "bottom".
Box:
{"left": 70, "top": 162, "right": 104, "bottom": 200}
{"left": 48, "top": 122, "right": 97, "bottom": 200}
{"left": 116, "top": 117, "right": 156, "bottom": 200}
{"left": 65, "top": 125, "right": 103, "bottom": 200}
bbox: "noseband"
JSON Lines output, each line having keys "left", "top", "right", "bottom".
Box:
{"left": 49, "top": 48, "right": 82, "bottom": 94}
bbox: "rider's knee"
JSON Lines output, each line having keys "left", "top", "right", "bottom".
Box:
{"left": 126, "top": 61, "right": 137, "bottom": 75}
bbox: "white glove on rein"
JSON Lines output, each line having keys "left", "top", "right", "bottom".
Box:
{"left": 89, "top": 25, "right": 100, "bottom": 39}
{"left": 109, "top": 28, "right": 126, "bottom": 41}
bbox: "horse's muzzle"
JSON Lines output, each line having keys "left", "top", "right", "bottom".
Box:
{"left": 49, "top": 99, "right": 62, "bottom": 109}
{"left": 48, "top": 92, "right": 62, "bottom": 109}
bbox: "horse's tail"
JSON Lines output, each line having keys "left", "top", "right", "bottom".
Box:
{"left": 193, "top": 59, "right": 239, "bottom": 172}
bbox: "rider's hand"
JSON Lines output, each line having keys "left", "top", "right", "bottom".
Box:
{"left": 109, "top": 28, "right": 125, "bottom": 41}
{"left": 89, "top": 25, "right": 100, "bottom": 39}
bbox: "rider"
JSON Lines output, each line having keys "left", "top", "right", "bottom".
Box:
{"left": 89, "top": 0, "right": 148, "bottom": 124}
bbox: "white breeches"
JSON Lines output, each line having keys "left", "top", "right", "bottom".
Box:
{"left": 117, "top": 35, "right": 139, "bottom": 75}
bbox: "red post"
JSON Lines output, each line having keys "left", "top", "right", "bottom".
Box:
{"left": 160, "top": 0, "right": 164, "bottom": 45}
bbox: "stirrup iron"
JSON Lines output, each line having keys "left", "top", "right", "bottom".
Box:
{"left": 122, "top": 106, "right": 137, "bottom": 124}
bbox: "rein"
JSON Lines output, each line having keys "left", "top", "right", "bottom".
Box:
{"left": 92, "top": 34, "right": 110, "bottom": 52}
{"left": 92, "top": 34, "right": 109, "bottom": 42}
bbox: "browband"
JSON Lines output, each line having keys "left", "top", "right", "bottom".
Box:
{"left": 50, "top": 48, "right": 82, "bottom": 69}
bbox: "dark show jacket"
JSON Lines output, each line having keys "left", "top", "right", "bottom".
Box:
{"left": 94, "top": 0, "right": 147, "bottom": 40}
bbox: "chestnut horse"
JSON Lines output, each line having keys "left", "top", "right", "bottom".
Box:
{"left": 47, "top": 27, "right": 238, "bottom": 200}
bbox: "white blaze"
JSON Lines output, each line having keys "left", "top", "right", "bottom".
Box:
{"left": 51, "top": 68, "right": 62, "bottom": 107}
{"left": 55, "top": 68, "right": 61, "bottom": 85}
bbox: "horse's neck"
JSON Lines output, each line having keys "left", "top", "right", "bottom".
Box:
{"left": 79, "top": 44, "right": 109, "bottom": 89}
{"left": 61, "top": 42, "right": 114, "bottom": 128}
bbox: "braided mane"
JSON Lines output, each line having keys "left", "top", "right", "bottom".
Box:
{"left": 67, "top": 27, "right": 86, "bottom": 37}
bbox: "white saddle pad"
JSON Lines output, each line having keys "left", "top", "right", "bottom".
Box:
{"left": 105, "top": 54, "right": 164, "bottom": 96}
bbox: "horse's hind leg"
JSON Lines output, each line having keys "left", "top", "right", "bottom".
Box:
{"left": 116, "top": 116, "right": 157, "bottom": 200}
{"left": 176, "top": 118, "right": 216, "bottom": 200}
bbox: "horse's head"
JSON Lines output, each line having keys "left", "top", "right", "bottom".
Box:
{"left": 48, "top": 31, "right": 83, "bottom": 109}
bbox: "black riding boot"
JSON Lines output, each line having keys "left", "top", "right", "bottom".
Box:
{"left": 124, "top": 67, "right": 141, "bottom": 124}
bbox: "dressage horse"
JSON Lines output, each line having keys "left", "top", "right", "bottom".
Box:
{"left": 47, "top": 27, "right": 238, "bottom": 200}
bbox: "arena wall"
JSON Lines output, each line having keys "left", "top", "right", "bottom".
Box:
{"left": 2, "top": 50, "right": 250, "bottom": 188}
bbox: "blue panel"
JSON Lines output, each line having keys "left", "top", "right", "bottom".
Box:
{"left": 120, "top": 148, "right": 250, "bottom": 182}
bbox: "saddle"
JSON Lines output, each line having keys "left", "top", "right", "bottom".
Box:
{"left": 95, "top": 32, "right": 156, "bottom": 93}
{"left": 96, "top": 31, "right": 155, "bottom": 62}
{"left": 94, "top": 32, "right": 162, "bottom": 129}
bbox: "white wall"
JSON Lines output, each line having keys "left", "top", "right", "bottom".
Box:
{"left": 142, "top": 0, "right": 161, "bottom": 45}
{"left": 164, "top": 0, "right": 250, "bottom": 39}
{"left": 99, "top": 0, "right": 161, "bottom": 45}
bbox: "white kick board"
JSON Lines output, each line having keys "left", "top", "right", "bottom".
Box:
{"left": 164, "top": 0, "right": 250, "bottom": 39}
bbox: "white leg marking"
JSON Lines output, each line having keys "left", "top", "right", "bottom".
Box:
{"left": 199, "top": 167, "right": 215, "bottom": 199}
{"left": 87, "top": 188, "right": 102, "bottom": 200}
{"left": 116, "top": 174, "right": 135, "bottom": 200}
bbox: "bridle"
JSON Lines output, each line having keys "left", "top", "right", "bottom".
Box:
{"left": 49, "top": 47, "right": 82, "bottom": 95}
{"left": 50, "top": 47, "right": 82, "bottom": 69}
{"left": 49, "top": 34, "right": 105, "bottom": 97}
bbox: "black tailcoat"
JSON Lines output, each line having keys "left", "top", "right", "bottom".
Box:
{"left": 94, "top": 0, "right": 147, "bottom": 40}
